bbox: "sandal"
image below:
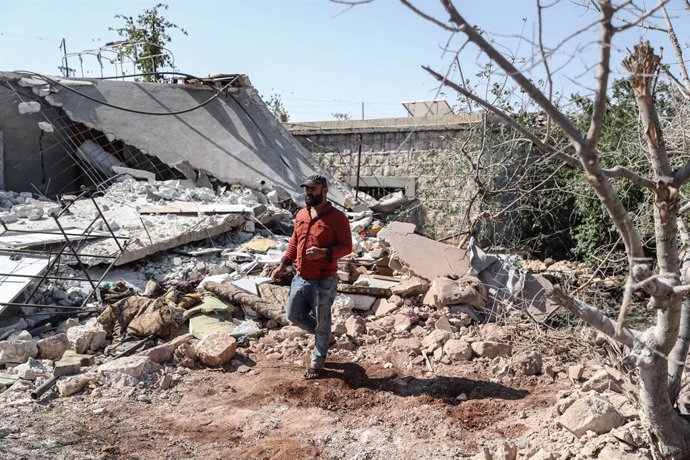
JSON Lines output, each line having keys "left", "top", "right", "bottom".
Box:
{"left": 304, "top": 367, "right": 323, "bottom": 380}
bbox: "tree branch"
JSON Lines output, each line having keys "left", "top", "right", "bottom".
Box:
{"left": 661, "top": 4, "right": 690, "bottom": 92}
{"left": 548, "top": 286, "right": 641, "bottom": 348}
{"left": 613, "top": 0, "right": 668, "bottom": 32}
{"left": 434, "top": 0, "right": 587, "bottom": 147}
{"left": 585, "top": 1, "right": 614, "bottom": 146}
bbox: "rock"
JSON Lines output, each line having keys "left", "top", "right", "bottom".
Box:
{"left": 332, "top": 295, "right": 355, "bottom": 315}
{"left": 8, "top": 330, "right": 32, "bottom": 341}
{"left": 391, "top": 337, "right": 421, "bottom": 355}
{"left": 138, "top": 333, "right": 193, "bottom": 364}
{"left": 374, "top": 298, "right": 399, "bottom": 317}
{"left": 331, "top": 318, "right": 347, "bottom": 336}
{"left": 67, "top": 320, "right": 107, "bottom": 353}
{"left": 36, "top": 333, "right": 69, "bottom": 360}
{"left": 581, "top": 369, "right": 623, "bottom": 393}
{"left": 606, "top": 393, "right": 638, "bottom": 419}
{"left": 345, "top": 316, "right": 367, "bottom": 338}
{"left": 472, "top": 442, "right": 517, "bottom": 460}
{"left": 390, "top": 277, "right": 429, "bottom": 298}
{"left": 568, "top": 365, "right": 584, "bottom": 381}
{"left": 57, "top": 373, "right": 98, "bottom": 397}
{"left": 424, "top": 275, "right": 488, "bottom": 309}
{"left": 99, "top": 356, "right": 161, "bottom": 387}
{"left": 470, "top": 341, "right": 512, "bottom": 359}
{"left": 524, "top": 449, "right": 558, "bottom": 460}
{"left": 558, "top": 395, "right": 626, "bottom": 437}
{"left": 421, "top": 329, "right": 451, "bottom": 352}
{"left": 0, "top": 339, "right": 38, "bottom": 365}
{"left": 387, "top": 294, "right": 404, "bottom": 307}
{"left": 195, "top": 332, "right": 237, "bottom": 367}
{"left": 434, "top": 316, "right": 454, "bottom": 333}
{"left": 513, "top": 351, "right": 542, "bottom": 376}
{"left": 158, "top": 373, "right": 173, "bottom": 390}
{"left": 56, "top": 317, "right": 79, "bottom": 334}
{"left": 18, "top": 101, "right": 41, "bottom": 114}
{"left": 54, "top": 351, "right": 95, "bottom": 377}
{"left": 443, "top": 339, "right": 472, "bottom": 362}
{"left": 13, "top": 357, "right": 48, "bottom": 381}
{"left": 349, "top": 294, "right": 377, "bottom": 311}
{"left": 0, "top": 317, "right": 28, "bottom": 339}
{"left": 392, "top": 314, "right": 415, "bottom": 333}
{"left": 174, "top": 342, "right": 197, "bottom": 368}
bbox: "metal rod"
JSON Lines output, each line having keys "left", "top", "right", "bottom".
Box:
{"left": 0, "top": 272, "right": 97, "bottom": 282}
{"left": 0, "top": 228, "right": 126, "bottom": 240}
{"left": 79, "top": 239, "right": 129, "bottom": 308}
{"left": 88, "top": 192, "right": 124, "bottom": 252}
{"left": 50, "top": 214, "right": 97, "bottom": 292}
{"left": 31, "top": 375, "right": 59, "bottom": 400}
{"left": 112, "top": 335, "right": 154, "bottom": 359}
{"left": 0, "top": 302, "right": 84, "bottom": 310}
{"left": 0, "top": 248, "right": 118, "bottom": 258}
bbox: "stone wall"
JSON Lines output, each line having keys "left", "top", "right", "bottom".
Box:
{"left": 285, "top": 114, "right": 484, "bottom": 239}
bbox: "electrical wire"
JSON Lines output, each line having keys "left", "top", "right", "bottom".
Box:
{"left": 13, "top": 70, "right": 239, "bottom": 116}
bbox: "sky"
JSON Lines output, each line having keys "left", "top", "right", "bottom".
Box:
{"left": 1, "top": 0, "right": 688, "bottom": 122}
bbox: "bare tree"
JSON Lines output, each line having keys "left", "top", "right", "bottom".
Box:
{"left": 400, "top": 0, "right": 690, "bottom": 457}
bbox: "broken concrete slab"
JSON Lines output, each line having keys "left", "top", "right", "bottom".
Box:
{"left": 378, "top": 222, "right": 471, "bottom": 281}
{"left": 54, "top": 350, "right": 95, "bottom": 377}
{"left": 139, "top": 202, "right": 251, "bottom": 214}
{"left": 112, "top": 166, "right": 155, "bottom": 181}
{"left": 0, "top": 253, "right": 52, "bottom": 312}
{"left": 114, "top": 214, "right": 245, "bottom": 266}
{"left": 337, "top": 283, "right": 392, "bottom": 298}
{"left": 195, "top": 332, "right": 237, "bottom": 367}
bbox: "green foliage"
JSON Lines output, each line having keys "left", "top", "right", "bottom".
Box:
{"left": 110, "top": 3, "right": 187, "bottom": 82}
{"left": 466, "top": 78, "right": 679, "bottom": 267}
{"left": 265, "top": 93, "right": 289, "bottom": 121}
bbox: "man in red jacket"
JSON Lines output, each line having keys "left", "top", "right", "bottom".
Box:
{"left": 271, "top": 175, "right": 352, "bottom": 379}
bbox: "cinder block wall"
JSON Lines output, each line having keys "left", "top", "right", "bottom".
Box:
{"left": 285, "top": 116, "right": 483, "bottom": 240}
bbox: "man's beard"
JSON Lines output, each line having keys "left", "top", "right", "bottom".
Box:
{"left": 305, "top": 192, "right": 324, "bottom": 206}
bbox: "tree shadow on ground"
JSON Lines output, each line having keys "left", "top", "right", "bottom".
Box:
{"left": 322, "top": 361, "right": 528, "bottom": 406}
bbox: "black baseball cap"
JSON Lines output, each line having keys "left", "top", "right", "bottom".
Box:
{"left": 300, "top": 174, "right": 328, "bottom": 187}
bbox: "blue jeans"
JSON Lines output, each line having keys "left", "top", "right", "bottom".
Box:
{"left": 285, "top": 275, "right": 338, "bottom": 368}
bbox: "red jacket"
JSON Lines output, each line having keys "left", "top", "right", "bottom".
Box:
{"left": 284, "top": 202, "right": 352, "bottom": 279}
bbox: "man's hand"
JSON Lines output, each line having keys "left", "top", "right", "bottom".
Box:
{"left": 305, "top": 246, "right": 328, "bottom": 260}
{"left": 271, "top": 264, "right": 287, "bottom": 280}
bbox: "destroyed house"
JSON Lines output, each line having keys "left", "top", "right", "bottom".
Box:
{"left": 0, "top": 71, "right": 346, "bottom": 205}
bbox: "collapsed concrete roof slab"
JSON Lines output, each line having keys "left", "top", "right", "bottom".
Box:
{"left": 0, "top": 71, "right": 349, "bottom": 206}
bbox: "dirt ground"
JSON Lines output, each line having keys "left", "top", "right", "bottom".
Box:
{"left": 0, "top": 326, "right": 612, "bottom": 460}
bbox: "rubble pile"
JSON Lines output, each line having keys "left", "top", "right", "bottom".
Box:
{"left": 0, "top": 176, "right": 649, "bottom": 458}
